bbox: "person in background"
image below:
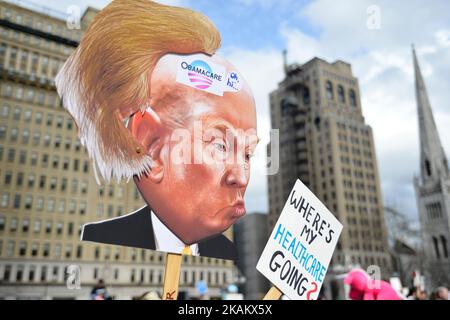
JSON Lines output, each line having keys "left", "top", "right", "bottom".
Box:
{"left": 344, "top": 269, "right": 401, "bottom": 300}
{"left": 90, "top": 279, "right": 111, "bottom": 300}
{"left": 431, "top": 287, "right": 449, "bottom": 300}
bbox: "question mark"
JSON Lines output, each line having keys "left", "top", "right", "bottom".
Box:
{"left": 306, "top": 282, "right": 318, "bottom": 300}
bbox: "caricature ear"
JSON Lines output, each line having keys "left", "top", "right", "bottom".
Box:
{"left": 129, "top": 108, "right": 165, "bottom": 183}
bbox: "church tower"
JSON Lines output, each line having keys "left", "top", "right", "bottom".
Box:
{"left": 412, "top": 45, "right": 450, "bottom": 288}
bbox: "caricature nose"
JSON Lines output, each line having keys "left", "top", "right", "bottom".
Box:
{"left": 225, "top": 165, "right": 248, "bottom": 188}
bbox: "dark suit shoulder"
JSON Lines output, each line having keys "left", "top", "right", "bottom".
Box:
{"left": 198, "top": 234, "right": 237, "bottom": 261}
{"left": 81, "top": 206, "right": 155, "bottom": 250}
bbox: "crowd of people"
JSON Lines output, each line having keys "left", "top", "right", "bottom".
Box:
{"left": 90, "top": 274, "right": 449, "bottom": 300}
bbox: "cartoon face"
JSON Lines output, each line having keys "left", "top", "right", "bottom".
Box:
{"left": 130, "top": 53, "right": 258, "bottom": 245}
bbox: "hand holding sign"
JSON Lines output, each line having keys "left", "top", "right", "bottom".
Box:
{"left": 257, "top": 179, "right": 343, "bottom": 300}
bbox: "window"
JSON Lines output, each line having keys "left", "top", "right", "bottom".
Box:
{"left": 22, "top": 218, "right": 29, "bottom": 232}
{"left": 107, "top": 205, "right": 113, "bottom": 217}
{"left": 61, "top": 178, "right": 67, "bottom": 192}
{"left": 24, "top": 109, "right": 32, "bottom": 121}
{"left": 47, "top": 198, "right": 54, "bottom": 212}
{"left": 15, "top": 87, "right": 23, "bottom": 100}
{"left": 16, "top": 172, "right": 23, "bottom": 186}
{"left": 4, "top": 171, "right": 12, "bottom": 185}
{"left": 22, "top": 129, "right": 30, "bottom": 144}
{"left": 97, "top": 204, "right": 103, "bottom": 217}
{"left": 26, "top": 89, "right": 34, "bottom": 102}
{"left": 35, "top": 111, "right": 43, "bottom": 124}
{"left": 51, "top": 243, "right": 60, "bottom": 258}
{"left": 65, "top": 244, "right": 72, "bottom": 258}
{"left": 31, "top": 242, "right": 38, "bottom": 256}
{"left": 79, "top": 201, "right": 86, "bottom": 215}
{"left": 41, "top": 56, "right": 49, "bottom": 75}
{"left": 16, "top": 265, "right": 24, "bottom": 282}
{"left": 10, "top": 217, "right": 18, "bottom": 232}
{"left": 65, "top": 138, "right": 71, "bottom": 150}
{"left": 58, "top": 200, "right": 65, "bottom": 213}
{"left": 3, "top": 84, "right": 12, "bottom": 97}
{"left": 0, "top": 216, "right": 5, "bottom": 230}
{"left": 71, "top": 179, "right": 78, "bottom": 192}
{"left": 32, "top": 132, "right": 40, "bottom": 145}
{"left": 7, "top": 148, "right": 15, "bottom": 162}
{"left": 54, "top": 135, "right": 61, "bottom": 148}
{"left": 9, "top": 47, "right": 17, "bottom": 69}
{"left": 1, "top": 104, "right": 9, "bottom": 118}
{"left": 62, "top": 157, "right": 70, "bottom": 170}
{"left": 45, "top": 221, "right": 52, "bottom": 234}
{"left": 77, "top": 245, "right": 82, "bottom": 258}
{"left": 349, "top": 89, "right": 357, "bottom": 107}
{"left": 31, "top": 52, "right": 38, "bottom": 73}
{"left": 83, "top": 160, "right": 89, "bottom": 173}
{"left": 50, "top": 177, "right": 57, "bottom": 190}
{"left": 24, "top": 194, "right": 32, "bottom": 210}
{"left": 13, "top": 107, "right": 21, "bottom": 120}
{"left": 325, "top": 81, "right": 334, "bottom": 100}
{"left": 34, "top": 220, "right": 41, "bottom": 233}
{"left": 19, "top": 241, "right": 27, "bottom": 256}
{"left": 338, "top": 85, "right": 345, "bottom": 103}
{"left": 20, "top": 50, "right": 28, "bottom": 71}
{"left": 81, "top": 181, "right": 87, "bottom": 194}
{"left": 0, "top": 126, "right": 6, "bottom": 140}
{"left": 19, "top": 150, "right": 27, "bottom": 164}
{"left": 30, "top": 152, "right": 37, "bottom": 166}
{"left": 39, "top": 175, "right": 46, "bottom": 189}
{"left": 29, "top": 265, "right": 36, "bottom": 282}
{"left": 68, "top": 200, "right": 76, "bottom": 214}
{"left": 441, "top": 235, "right": 448, "bottom": 258}
{"left": 47, "top": 93, "right": 55, "bottom": 107}
{"left": 37, "top": 92, "right": 45, "bottom": 105}
{"left": 52, "top": 155, "right": 59, "bottom": 169}
{"left": 7, "top": 241, "right": 15, "bottom": 256}
{"left": 56, "top": 116, "right": 63, "bottom": 128}
{"left": 433, "top": 236, "right": 440, "bottom": 259}
{"left": 40, "top": 266, "right": 47, "bottom": 281}
{"left": 43, "top": 243, "right": 50, "bottom": 257}
{"left": 36, "top": 197, "right": 44, "bottom": 211}
{"left": 104, "top": 247, "right": 110, "bottom": 260}
{"left": 13, "top": 194, "right": 20, "bottom": 208}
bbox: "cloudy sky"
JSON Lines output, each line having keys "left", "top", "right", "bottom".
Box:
{"left": 25, "top": 0, "right": 450, "bottom": 222}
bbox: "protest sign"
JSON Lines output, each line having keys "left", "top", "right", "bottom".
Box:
{"left": 257, "top": 179, "right": 343, "bottom": 300}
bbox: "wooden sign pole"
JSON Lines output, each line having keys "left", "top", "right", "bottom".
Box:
{"left": 162, "top": 252, "right": 183, "bottom": 300}
{"left": 263, "top": 286, "right": 282, "bottom": 300}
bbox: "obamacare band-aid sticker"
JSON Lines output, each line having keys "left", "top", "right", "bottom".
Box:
{"left": 176, "top": 54, "right": 242, "bottom": 96}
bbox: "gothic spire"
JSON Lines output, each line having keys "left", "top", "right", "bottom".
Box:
{"left": 413, "top": 44, "right": 448, "bottom": 181}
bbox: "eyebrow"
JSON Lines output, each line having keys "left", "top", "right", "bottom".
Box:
{"left": 203, "top": 119, "right": 260, "bottom": 149}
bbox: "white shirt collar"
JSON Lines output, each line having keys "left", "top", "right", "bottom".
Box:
{"left": 151, "top": 210, "right": 199, "bottom": 256}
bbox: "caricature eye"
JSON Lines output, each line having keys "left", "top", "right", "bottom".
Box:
{"left": 213, "top": 141, "right": 227, "bottom": 152}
